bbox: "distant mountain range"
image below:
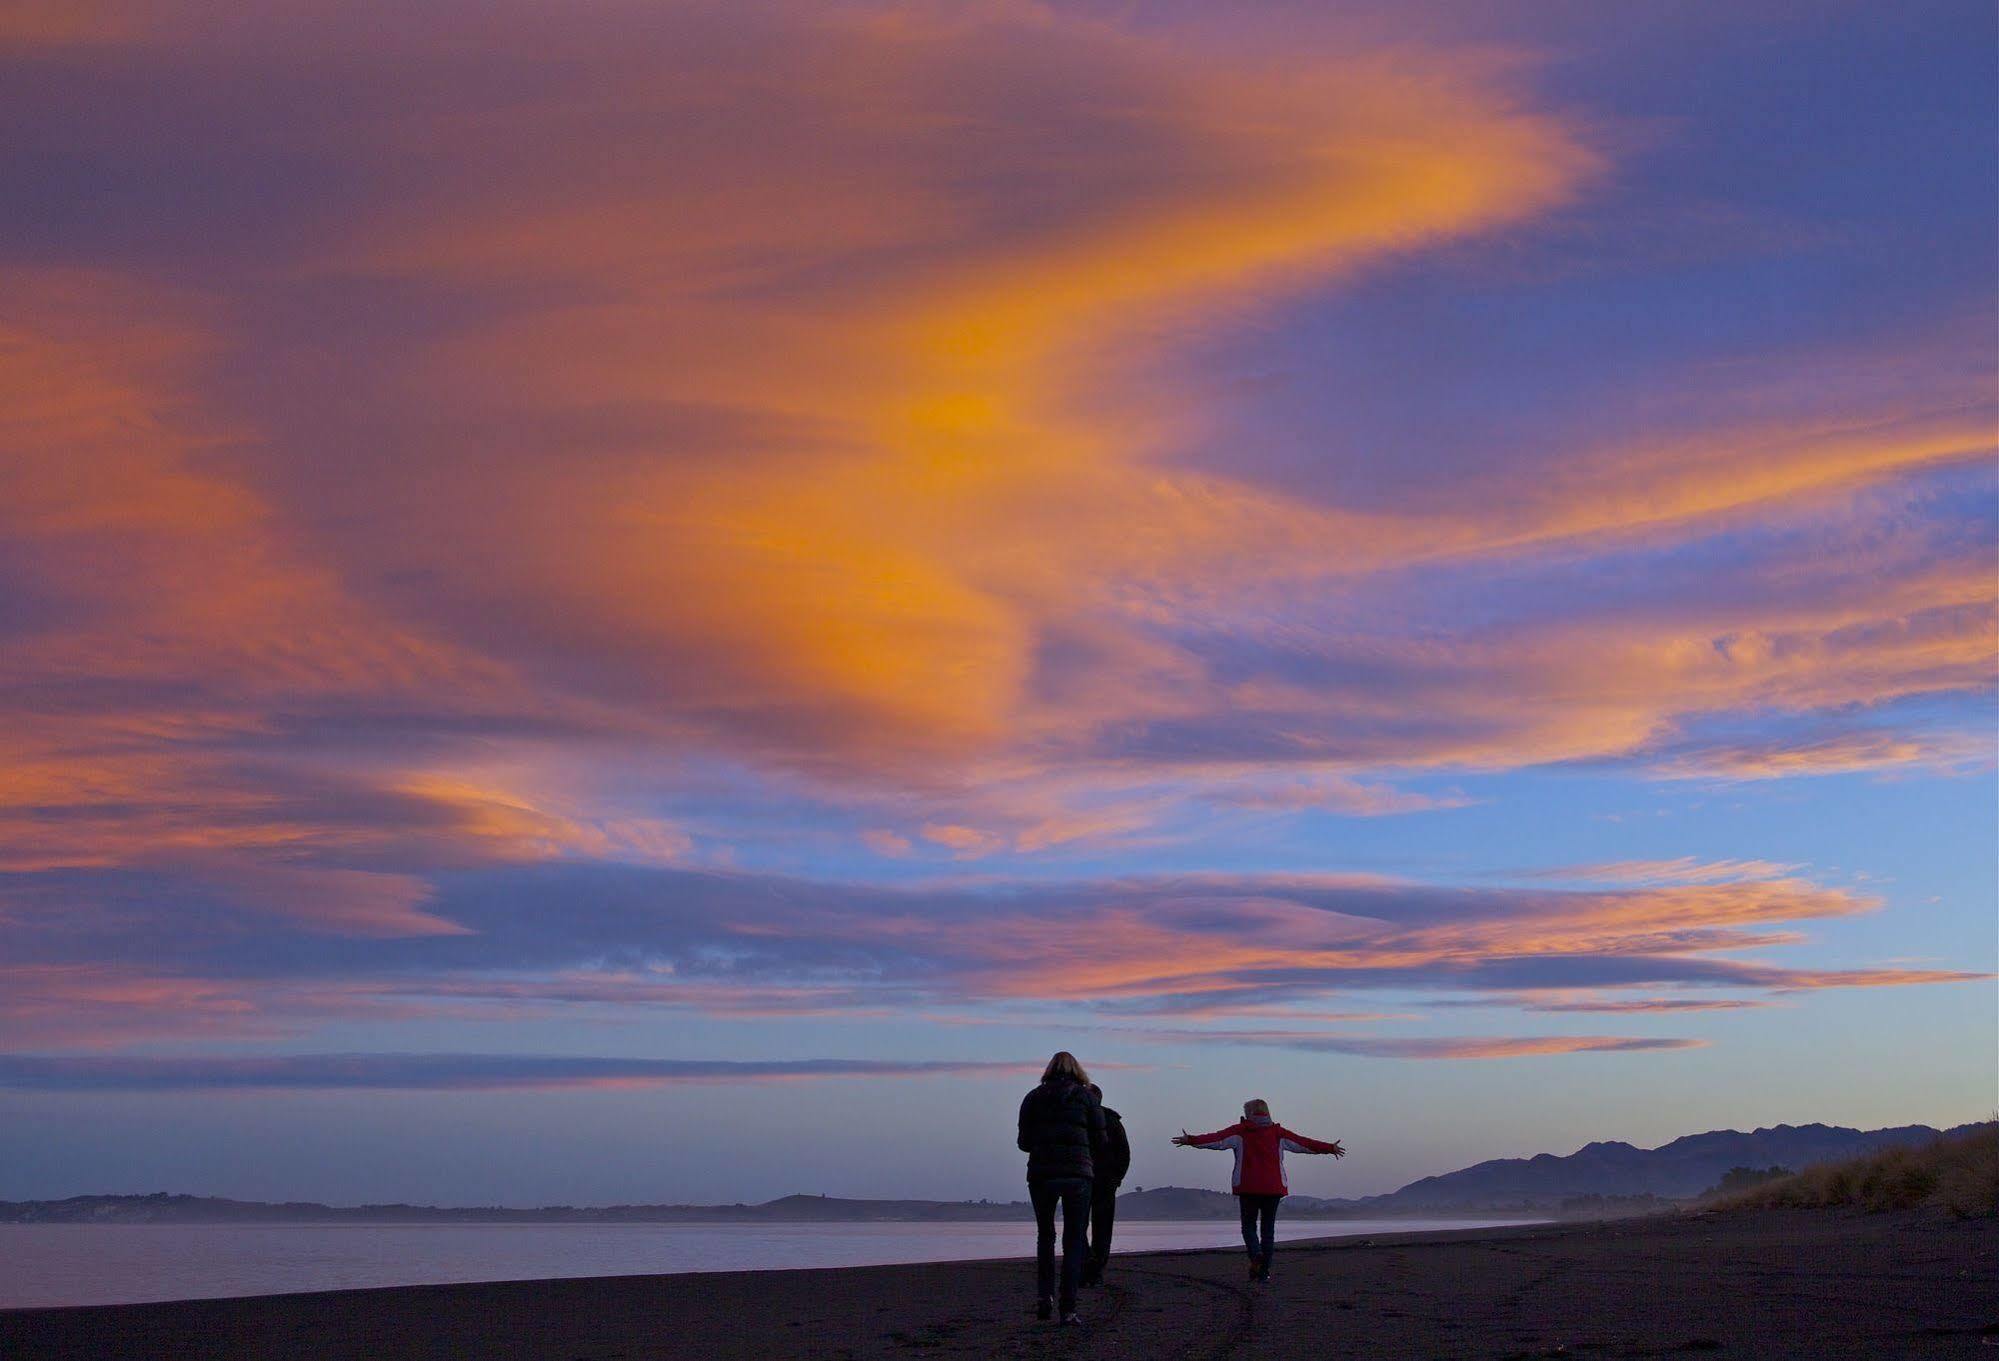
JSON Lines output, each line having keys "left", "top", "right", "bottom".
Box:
{"left": 6, "top": 1122, "right": 1984, "bottom": 1224}
{"left": 1347, "top": 1122, "right": 1990, "bottom": 1210}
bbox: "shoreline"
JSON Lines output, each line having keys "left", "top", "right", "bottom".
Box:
{"left": 4, "top": 1210, "right": 1992, "bottom": 1358}
{"left": 0, "top": 1212, "right": 1539, "bottom": 1230}
{"left": 0, "top": 1215, "right": 1546, "bottom": 1312}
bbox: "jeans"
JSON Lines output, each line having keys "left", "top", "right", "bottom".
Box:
{"left": 1084, "top": 1184, "right": 1117, "bottom": 1280}
{"left": 1238, "top": 1193, "right": 1280, "bottom": 1265}
{"left": 1030, "top": 1177, "right": 1092, "bottom": 1310}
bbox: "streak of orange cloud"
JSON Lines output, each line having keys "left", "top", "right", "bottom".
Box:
{"left": 1120, "top": 1028, "right": 1708, "bottom": 1060}
{"left": 1655, "top": 730, "right": 1995, "bottom": 781}
{"left": 0, "top": 272, "right": 547, "bottom": 925}
{"left": 0, "top": 0, "right": 133, "bottom": 48}
{"left": 919, "top": 823, "right": 1006, "bottom": 855}
{"left": 1530, "top": 859, "right": 1804, "bottom": 885}
{"left": 743, "top": 872, "right": 1928, "bottom": 1006}
{"left": 1522, "top": 997, "right": 1768, "bottom": 1014}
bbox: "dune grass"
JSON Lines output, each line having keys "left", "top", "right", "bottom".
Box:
{"left": 1710, "top": 1124, "right": 1998, "bottom": 1218}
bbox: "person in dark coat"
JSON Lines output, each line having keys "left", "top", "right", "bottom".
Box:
{"left": 1080, "top": 1082, "right": 1129, "bottom": 1287}
{"left": 1016, "top": 1051, "right": 1104, "bottom": 1324}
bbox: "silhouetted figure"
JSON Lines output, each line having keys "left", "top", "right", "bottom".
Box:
{"left": 1080, "top": 1082, "right": 1130, "bottom": 1287}
{"left": 1017, "top": 1051, "right": 1104, "bottom": 1325}
{"left": 1173, "top": 1098, "right": 1343, "bottom": 1283}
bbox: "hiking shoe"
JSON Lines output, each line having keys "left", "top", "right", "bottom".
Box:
{"left": 1060, "top": 1311, "right": 1083, "bottom": 1327}
{"left": 1246, "top": 1256, "right": 1261, "bottom": 1281}
{"left": 1036, "top": 1296, "right": 1054, "bottom": 1321}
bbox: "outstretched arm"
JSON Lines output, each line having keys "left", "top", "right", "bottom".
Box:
{"left": 1172, "top": 1125, "right": 1239, "bottom": 1148}
{"left": 1278, "top": 1128, "right": 1345, "bottom": 1157}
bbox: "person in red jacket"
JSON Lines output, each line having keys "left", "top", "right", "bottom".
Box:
{"left": 1172, "top": 1098, "right": 1343, "bottom": 1282}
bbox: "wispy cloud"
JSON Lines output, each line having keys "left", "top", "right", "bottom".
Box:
{"left": 1429, "top": 995, "right": 1771, "bottom": 1014}
{"left": 1119, "top": 1028, "right": 1704, "bottom": 1060}
{"left": 0, "top": 1053, "right": 1038, "bottom": 1092}
{"left": 4, "top": 863, "right": 1984, "bottom": 1050}
{"left": 1653, "top": 729, "right": 1994, "bottom": 781}
{"left": 1526, "top": 858, "right": 1803, "bottom": 886}
{"left": 1202, "top": 775, "right": 1474, "bottom": 816}
{"left": 1523, "top": 998, "right": 1768, "bottom": 1014}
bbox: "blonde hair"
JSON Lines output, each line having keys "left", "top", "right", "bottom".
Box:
{"left": 1042, "top": 1051, "right": 1089, "bottom": 1084}
{"left": 1243, "top": 1098, "right": 1271, "bottom": 1119}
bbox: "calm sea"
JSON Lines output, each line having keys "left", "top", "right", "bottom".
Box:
{"left": 0, "top": 1218, "right": 1530, "bottom": 1308}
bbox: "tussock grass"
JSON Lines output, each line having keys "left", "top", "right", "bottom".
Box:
{"left": 1710, "top": 1124, "right": 1998, "bottom": 1218}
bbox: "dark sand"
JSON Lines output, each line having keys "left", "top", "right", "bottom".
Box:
{"left": 4, "top": 1210, "right": 1994, "bottom": 1360}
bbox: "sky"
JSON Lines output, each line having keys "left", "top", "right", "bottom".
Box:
{"left": 0, "top": 0, "right": 1993, "bottom": 1206}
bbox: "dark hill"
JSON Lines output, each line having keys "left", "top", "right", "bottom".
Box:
{"left": 1113, "top": 1186, "right": 1239, "bottom": 1219}
{"left": 1375, "top": 1122, "right": 1984, "bottom": 1209}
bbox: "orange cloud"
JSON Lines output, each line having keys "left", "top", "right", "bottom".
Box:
{"left": 0, "top": 0, "right": 133, "bottom": 48}
{"left": 0, "top": 7, "right": 1603, "bottom": 900}
{"left": 0, "top": 1, "right": 1987, "bottom": 1066}
{"left": 0, "top": 273, "right": 544, "bottom": 918}
{"left": 919, "top": 823, "right": 1006, "bottom": 856}
{"left": 0, "top": 4, "right": 1984, "bottom": 852}
{"left": 299, "top": 9, "right": 1598, "bottom": 777}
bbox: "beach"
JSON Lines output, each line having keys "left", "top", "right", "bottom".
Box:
{"left": 4, "top": 1209, "right": 1992, "bottom": 1360}
{"left": 0, "top": 1218, "right": 1527, "bottom": 1309}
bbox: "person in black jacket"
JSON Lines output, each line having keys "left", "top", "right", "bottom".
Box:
{"left": 1079, "top": 1083, "right": 1130, "bottom": 1287}
{"left": 1016, "top": 1051, "right": 1104, "bottom": 1325}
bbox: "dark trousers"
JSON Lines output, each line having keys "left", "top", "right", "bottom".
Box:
{"left": 1238, "top": 1193, "right": 1280, "bottom": 1263}
{"left": 1030, "top": 1177, "right": 1092, "bottom": 1310}
{"left": 1083, "top": 1184, "right": 1117, "bottom": 1280}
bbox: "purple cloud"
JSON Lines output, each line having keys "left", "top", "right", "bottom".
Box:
{"left": 0, "top": 1053, "right": 1038, "bottom": 1092}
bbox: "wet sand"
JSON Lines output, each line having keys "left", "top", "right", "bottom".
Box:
{"left": 4, "top": 1209, "right": 1993, "bottom": 1359}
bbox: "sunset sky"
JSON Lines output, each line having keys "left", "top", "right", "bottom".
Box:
{"left": 2, "top": 0, "right": 1993, "bottom": 1205}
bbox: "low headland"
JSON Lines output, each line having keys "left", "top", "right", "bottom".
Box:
{"left": 6, "top": 1119, "right": 1982, "bottom": 1225}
